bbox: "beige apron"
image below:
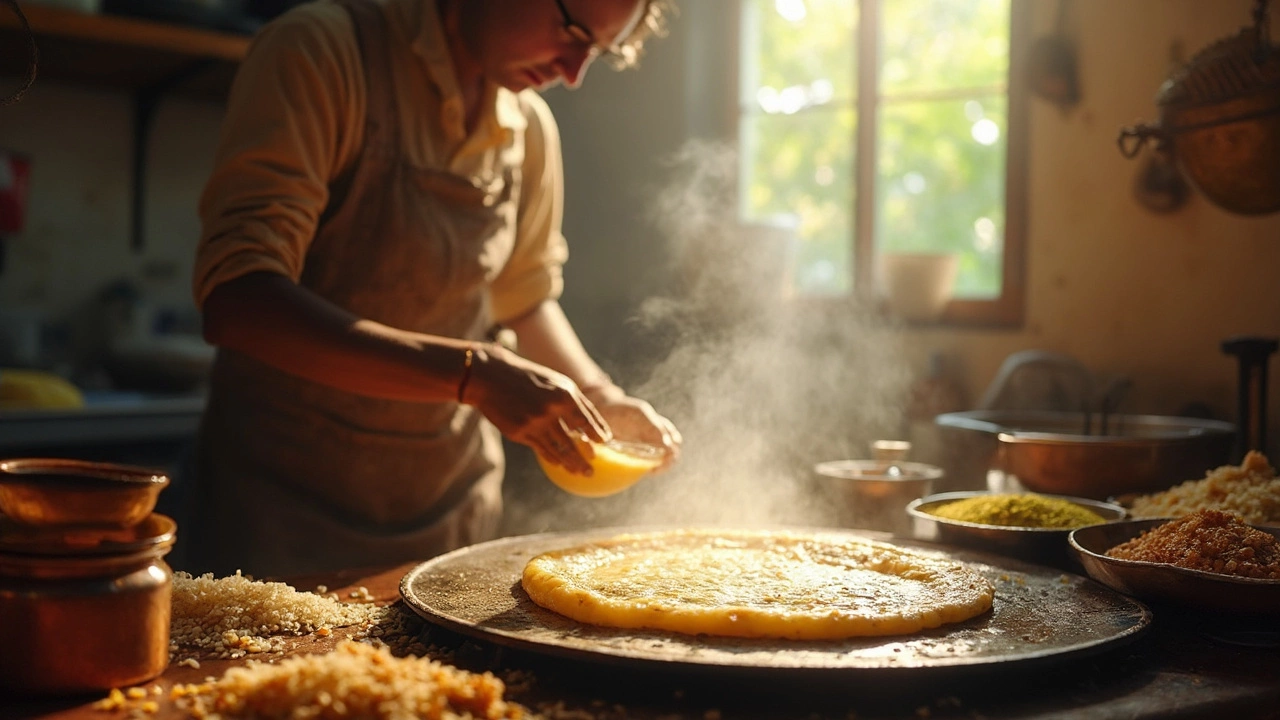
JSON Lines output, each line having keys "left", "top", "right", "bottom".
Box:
{"left": 188, "top": 0, "right": 519, "bottom": 578}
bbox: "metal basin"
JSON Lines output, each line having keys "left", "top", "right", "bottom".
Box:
{"left": 934, "top": 410, "right": 1236, "bottom": 500}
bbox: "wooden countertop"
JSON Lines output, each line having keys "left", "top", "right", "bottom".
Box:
{"left": 4, "top": 562, "right": 1279, "bottom": 720}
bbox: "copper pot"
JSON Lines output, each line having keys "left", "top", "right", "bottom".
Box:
{"left": 1118, "top": 0, "right": 1280, "bottom": 215}
{"left": 0, "top": 516, "right": 176, "bottom": 696}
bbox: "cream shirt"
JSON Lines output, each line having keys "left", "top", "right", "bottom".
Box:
{"left": 193, "top": 0, "right": 568, "bottom": 324}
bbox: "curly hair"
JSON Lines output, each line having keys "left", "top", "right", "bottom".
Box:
{"left": 607, "top": 0, "right": 676, "bottom": 70}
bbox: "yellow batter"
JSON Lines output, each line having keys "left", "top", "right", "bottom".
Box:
{"left": 522, "top": 529, "right": 995, "bottom": 640}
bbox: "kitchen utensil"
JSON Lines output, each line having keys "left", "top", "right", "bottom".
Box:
{"left": 813, "top": 459, "right": 942, "bottom": 536}
{"left": 1027, "top": 0, "right": 1079, "bottom": 108}
{"left": 399, "top": 527, "right": 1150, "bottom": 680}
{"left": 1132, "top": 145, "right": 1191, "bottom": 213}
{"left": 1118, "top": 0, "right": 1280, "bottom": 215}
{"left": 0, "top": 513, "right": 176, "bottom": 555}
{"left": 934, "top": 410, "right": 1236, "bottom": 498}
{"left": 908, "top": 491, "right": 1125, "bottom": 569}
{"left": 1221, "top": 335, "right": 1278, "bottom": 461}
{"left": 1131, "top": 42, "right": 1193, "bottom": 214}
{"left": 0, "top": 513, "right": 174, "bottom": 695}
{"left": 1070, "top": 519, "right": 1280, "bottom": 615}
{"left": 0, "top": 458, "right": 169, "bottom": 528}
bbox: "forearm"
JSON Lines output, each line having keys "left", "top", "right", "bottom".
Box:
{"left": 504, "top": 300, "right": 624, "bottom": 402}
{"left": 201, "top": 272, "right": 471, "bottom": 403}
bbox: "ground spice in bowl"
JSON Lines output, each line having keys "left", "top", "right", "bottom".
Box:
{"left": 1105, "top": 509, "right": 1280, "bottom": 579}
{"left": 929, "top": 493, "right": 1107, "bottom": 529}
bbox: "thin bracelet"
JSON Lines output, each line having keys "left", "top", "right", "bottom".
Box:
{"left": 457, "top": 346, "right": 475, "bottom": 404}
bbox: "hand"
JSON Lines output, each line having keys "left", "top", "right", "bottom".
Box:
{"left": 464, "top": 344, "right": 611, "bottom": 476}
{"left": 586, "top": 387, "right": 682, "bottom": 472}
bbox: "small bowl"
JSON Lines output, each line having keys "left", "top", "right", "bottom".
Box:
{"left": 814, "top": 460, "right": 944, "bottom": 535}
{"left": 907, "top": 490, "right": 1126, "bottom": 568}
{"left": 1069, "top": 519, "right": 1280, "bottom": 616}
{"left": 0, "top": 459, "right": 169, "bottom": 528}
{"left": 537, "top": 438, "right": 665, "bottom": 498}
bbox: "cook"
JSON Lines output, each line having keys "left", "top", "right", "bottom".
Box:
{"left": 186, "top": 0, "right": 682, "bottom": 578}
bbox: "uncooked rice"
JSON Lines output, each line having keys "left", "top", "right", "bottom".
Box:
{"left": 171, "top": 640, "right": 535, "bottom": 719}
{"left": 1125, "top": 451, "right": 1280, "bottom": 525}
{"left": 171, "top": 571, "right": 380, "bottom": 659}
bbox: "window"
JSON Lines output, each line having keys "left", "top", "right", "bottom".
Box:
{"left": 737, "top": 0, "right": 1028, "bottom": 325}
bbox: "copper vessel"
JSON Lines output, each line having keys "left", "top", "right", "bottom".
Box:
{"left": 1119, "top": 0, "right": 1280, "bottom": 215}
{"left": 0, "top": 458, "right": 176, "bottom": 696}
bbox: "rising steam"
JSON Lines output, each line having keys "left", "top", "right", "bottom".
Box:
{"left": 508, "top": 140, "right": 912, "bottom": 533}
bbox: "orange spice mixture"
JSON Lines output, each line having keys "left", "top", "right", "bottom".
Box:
{"left": 1106, "top": 509, "right": 1280, "bottom": 579}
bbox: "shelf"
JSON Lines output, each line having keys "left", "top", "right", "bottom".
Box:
{"left": 0, "top": 3, "right": 250, "bottom": 100}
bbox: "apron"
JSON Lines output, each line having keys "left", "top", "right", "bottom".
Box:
{"left": 188, "top": 0, "right": 520, "bottom": 578}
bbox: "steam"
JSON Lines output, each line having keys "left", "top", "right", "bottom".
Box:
{"left": 511, "top": 140, "right": 912, "bottom": 533}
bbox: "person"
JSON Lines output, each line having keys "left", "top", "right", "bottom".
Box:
{"left": 186, "top": 0, "right": 682, "bottom": 578}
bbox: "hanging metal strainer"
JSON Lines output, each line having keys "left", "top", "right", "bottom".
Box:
{"left": 1119, "top": 0, "right": 1280, "bottom": 215}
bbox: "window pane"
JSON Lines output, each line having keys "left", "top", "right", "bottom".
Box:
{"left": 741, "top": 108, "right": 856, "bottom": 294}
{"left": 739, "top": 0, "right": 857, "bottom": 108}
{"left": 739, "top": 0, "right": 858, "bottom": 295}
{"left": 880, "top": 0, "right": 1010, "bottom": 95}
{"left": 876, "top": 95, "right": 1007, "bottom": 298}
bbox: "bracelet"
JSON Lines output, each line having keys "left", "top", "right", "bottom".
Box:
{"left": 457, "top": 346, "right": 476, "bottom": 404}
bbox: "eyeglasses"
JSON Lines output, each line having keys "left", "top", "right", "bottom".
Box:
{"left": 551, "top": 0, "right": 625, "bottom": 61}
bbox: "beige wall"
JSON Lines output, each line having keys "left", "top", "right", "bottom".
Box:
{"left": 1, "top": 0, "right": 1277, "bottom": 452}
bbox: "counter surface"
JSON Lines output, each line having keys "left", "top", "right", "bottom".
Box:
{"left": 0, "top": 394, "right": 205, "bottom": 453}
{"left": 4, "top": 562, "right": 1279, "bottom": 720}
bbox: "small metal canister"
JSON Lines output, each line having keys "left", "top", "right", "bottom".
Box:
{"left": 0, "top": 514, "right": 175, "bottom": 696}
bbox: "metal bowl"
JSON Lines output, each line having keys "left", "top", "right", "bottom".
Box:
{"left": 908, "top": 490, "right": 1127, "bottom": 568}
{"left": 935, "top": 410, "right": 1236, "bottom": 499}
{"left": 0, "top": 459, "right": 169, "bottom": 528}
{"left": 814, "top": 460, "right": 943, "bottom": 536}
{"left": 1070, "top": 519, "right": 1280, "bottom": 616}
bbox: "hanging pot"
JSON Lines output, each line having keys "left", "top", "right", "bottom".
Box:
{"left": 1118, "top": 0, "right": 1280, "bottom": 215}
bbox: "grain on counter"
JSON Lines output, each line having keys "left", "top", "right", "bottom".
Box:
{"left": 170, "top": 571, "right": 382, "bottom": 659}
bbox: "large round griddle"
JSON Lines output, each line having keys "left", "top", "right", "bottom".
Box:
{"left": 399, "top": 527, "right": 1151, "bottom": 678}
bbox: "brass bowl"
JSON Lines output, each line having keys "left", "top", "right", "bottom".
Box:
{"left": 908, "top": 491, "right": 1126, "bottom": 569}
{"left": 0, "top": 458, "right": 169, "bottom": 528}
{"left": 1069, "top": 519, "right": 1280, "bottom": 616}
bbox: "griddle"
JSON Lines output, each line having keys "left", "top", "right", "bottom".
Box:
{"left": 399, "top": 527, "right": 1151, "bottom": 679}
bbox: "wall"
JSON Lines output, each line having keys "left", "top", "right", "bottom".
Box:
{"left": 0, "top": 84, "right": 221, "bottom": 373}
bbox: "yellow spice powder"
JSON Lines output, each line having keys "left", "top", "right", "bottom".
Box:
{"left": 930, "top": 493, "right": 1106, "bottom": 528}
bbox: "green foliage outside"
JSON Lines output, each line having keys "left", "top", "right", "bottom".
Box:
{"left": 740, "top": 0, "right": 1010, "bottom": 298}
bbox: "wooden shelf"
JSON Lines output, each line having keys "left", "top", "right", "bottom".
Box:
{"left": 0, "top": 4, "right": 251, "bottom": 100}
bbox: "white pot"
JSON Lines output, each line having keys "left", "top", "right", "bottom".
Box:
{"left": 877, "top": 252, "right": 959, "bottom": 322}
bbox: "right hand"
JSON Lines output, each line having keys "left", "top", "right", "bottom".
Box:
{"left": 464, "top": 343, "right": 611, "bottom": 476}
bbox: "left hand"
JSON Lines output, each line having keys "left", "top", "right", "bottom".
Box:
{"left": 587, "top": 388, "right": 682, "bottom": 472}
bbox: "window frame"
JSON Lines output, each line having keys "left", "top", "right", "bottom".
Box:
{"left": 725, "top": 0, "right": 1031, "bottom": 327}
